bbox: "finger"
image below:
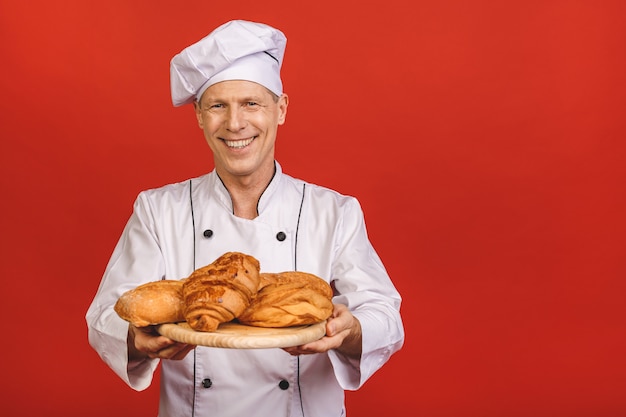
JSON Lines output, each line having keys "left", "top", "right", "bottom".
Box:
{"left": 151, "top": 342, "right": 196, "bottom": 360}
{"left": 142, "top": 336, "right": 177, "bottom": 357}
{"left": 170, "top": 344, "right": 196, "bottom": 360}
{"left": 135, "top": 325, "right": 161, "bottom": 336}
{"left": 283, "top": 347, "right": 310, "bottom": 356}
{"left": 284, "top": 335, "right": 337, "bottom": 355}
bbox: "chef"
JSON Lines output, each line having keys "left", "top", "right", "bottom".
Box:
{"left": 86, "top": 19, "right": 404, "bottom": 417}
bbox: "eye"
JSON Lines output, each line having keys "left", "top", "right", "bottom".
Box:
{"left": 201, "top": 102, "right": 225, "bottom": 111}
{"left": 246, "top": 101, "right": 259, "bottom": 107}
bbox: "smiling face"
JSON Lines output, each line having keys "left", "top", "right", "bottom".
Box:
{"left": 194, "top": 80, "right": 288, "bottom": 186}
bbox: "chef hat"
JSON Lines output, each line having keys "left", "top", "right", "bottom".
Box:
{"left": 170, "top": 20, "right": 287, "bottom": 107}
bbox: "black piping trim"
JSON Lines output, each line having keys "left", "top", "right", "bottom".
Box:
{"left": 187, "top": 178, "right": 307, "bottom": 416}
{"left": 294, "top": 183, "right": 306, "bottom": 271}
{"left": 294, "top": 183, "right": 306, "bottom": 416}
{"left": 256, "top": 164, "right": 278, "bottom": 215}
{"left": 264, "top": 51, "right": 279, "bottom": 63}
{"left": 189, "top": 179, "right": 198, "bottom": 417}
{"left": 216, "top": 164, "right": 277, "bottom": 216}
{"left": 297, "top": 356, "right": 304, "bottom": 417}
{"left": 190, "top": 179, "right": 197, "bottom": 270}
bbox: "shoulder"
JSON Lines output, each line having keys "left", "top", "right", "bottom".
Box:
{"left": 133, "top": 173, "right": 211, "bottom": 212}
{"left": 138, "top": 173, "right": 210, "bottom": 200}
{"left": 281, "top": 172, "right": 362, "bottom": 212}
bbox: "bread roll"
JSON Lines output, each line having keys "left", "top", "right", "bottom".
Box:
{"left": 183, "top": 252, "right": 261, "bottom": 331}
{"left": 238, "top": 271, "right": 333, "bottom": 327}
{"left": 114, "top": 279, "right": 185, "bottom": 327}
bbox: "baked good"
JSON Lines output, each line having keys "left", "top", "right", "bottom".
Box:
{"left": 237, "top": 271, "right": 333, "bottom": 327}
{"left": 114, "top": 253, "right": 333, "bottom": 331}
{"left": 183, "top": 252, "right": 261, "bottom": 331}
{"left": 114, "top": 279, "right": 185, "bottom": 327}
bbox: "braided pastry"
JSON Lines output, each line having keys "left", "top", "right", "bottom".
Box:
{"left": 182, "top": 252, "right": 261, "bottom": 332}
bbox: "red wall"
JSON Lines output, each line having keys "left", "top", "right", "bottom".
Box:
{"left": 1, "top": 1, "right": 625, "bottom": 416}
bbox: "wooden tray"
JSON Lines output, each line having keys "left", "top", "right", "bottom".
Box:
{"left": 157, "top": 321, "right": 326, "bottom": 349}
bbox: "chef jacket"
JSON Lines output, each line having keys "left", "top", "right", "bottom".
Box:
{"left": 86, "top": 161, "right": 404, "bottom": 417}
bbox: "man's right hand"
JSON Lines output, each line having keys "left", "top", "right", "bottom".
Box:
{"left": 129, "top": 324, "right": 196, "bottom": 361}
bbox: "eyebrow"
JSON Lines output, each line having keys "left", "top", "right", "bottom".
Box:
{"left": 203, "top": 95, "right": 267, "bottom": 104}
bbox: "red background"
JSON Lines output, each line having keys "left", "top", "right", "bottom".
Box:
{"left": 1, "top": 1, "right": 625, "bottom": 416}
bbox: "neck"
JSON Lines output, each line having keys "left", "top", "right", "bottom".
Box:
{"left": 217, "top": 163, "right": 275, "bottom": 219}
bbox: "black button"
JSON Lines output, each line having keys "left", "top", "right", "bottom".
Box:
{"left": 201, "top": 378, "right": 212, "bottom": 388}
{"left": 278, "top": 379, "right": 289, "bottom": 390}
{"left": 276, "top": 231, "right": 286, "bottom": 241}
{"left": 203, "top": 229, "right": 213, "bottom": 238}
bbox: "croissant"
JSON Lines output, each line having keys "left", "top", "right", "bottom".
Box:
{"left": 182, "top": 252, "right": 261, "bottom": 331}
{"left": 237, "top": 271, "right": 334, "bottom": 328}
{"left": 114, "top": 279, "right": 185, "bottom": 327}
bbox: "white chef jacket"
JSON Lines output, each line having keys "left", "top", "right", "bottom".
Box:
{"left": 86, "top": 161, "right": 404, "bottom": 417}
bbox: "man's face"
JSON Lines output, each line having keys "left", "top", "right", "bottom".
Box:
{"left": 194, "top": 80, "right": 288, "bottom": 181}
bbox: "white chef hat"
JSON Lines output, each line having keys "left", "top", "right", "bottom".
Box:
{"left": 170, "top": 20, "right": 287, "bottom": 107}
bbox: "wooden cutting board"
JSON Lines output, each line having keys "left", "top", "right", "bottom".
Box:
{"left": 157, "top": 320, "right": 327, "bottom": 349}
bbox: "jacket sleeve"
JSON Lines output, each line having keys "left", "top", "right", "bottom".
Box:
{"left": 327, "top": 197, "right": 405, "bottom": 390}
{"left": 85, "top": 192, "right": 164, "bottom": 391}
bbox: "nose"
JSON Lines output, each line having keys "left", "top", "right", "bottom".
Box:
{"left": 225, "top": 106, "right": 246, "bottom": 131}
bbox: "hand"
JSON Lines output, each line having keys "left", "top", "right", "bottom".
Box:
{"left": 128, "top": 324, "right": 196, "bottom": 361}
{"left": 283, "top": 303, "right": 362, "bottom": 359}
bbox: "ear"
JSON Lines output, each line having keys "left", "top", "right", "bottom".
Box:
{"left": 193, "top": 101, "right": 203, "bottom": 129}
{"left": 277, "top": 94, "right": 289, "bottom": 125}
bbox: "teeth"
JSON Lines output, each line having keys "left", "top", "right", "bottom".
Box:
{"left": 225, "top": 137, "right": 254, "bottom": 149}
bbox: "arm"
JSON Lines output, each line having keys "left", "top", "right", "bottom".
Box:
{"left": 286, "top": 196, "right": 404, "bottom": 388}
{"left": 86, "top": 191, "right": 186, "bottom": 389}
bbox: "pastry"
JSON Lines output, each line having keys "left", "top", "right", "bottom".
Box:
{"left": 114, "top": 279, "right": 185, "bottom": 327}
{"left": 238, "top": 271, "right": 333, "bottom": 327}
{"left": 182, "top": 252, "right": 261, "bottom": 331}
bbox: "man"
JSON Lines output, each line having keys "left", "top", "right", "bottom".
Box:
{"left": 86, "top": 20, "right": 404, "bottom": 416}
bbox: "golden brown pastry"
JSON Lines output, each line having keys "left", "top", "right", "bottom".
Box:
{"left": 238, "top": 271, "right": 334, "bottom": 328}
{"left": 114, "top": 279, "right": 185, "bottom": 327}
{"left": 183, "top": 252, "right": 261, "bottom": 332}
